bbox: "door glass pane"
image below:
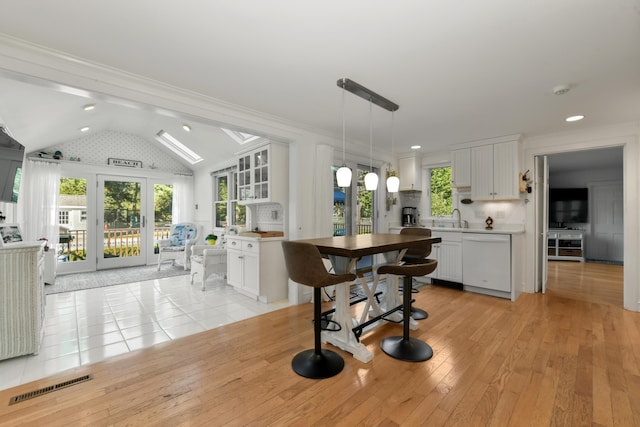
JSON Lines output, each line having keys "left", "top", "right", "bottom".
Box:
{"left": 103, "top": 180, "right": 141, "bottom": 259}
{"left": 153, "top": 183, "right": 173, "bottom": 251}
{"left": 58, "top": 177, "right": 88, "bottom": 263}
{"left": 215, "top": 175, "right": 228, "bottom": 228}
{"left": 332, "top": 166, "right": 347, "bottom": 236}
{"left": 357, "top": 167, "right": 374, "bottom": 235}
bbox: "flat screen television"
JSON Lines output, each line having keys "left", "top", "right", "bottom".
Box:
{"left": 0, "top": 127, "right": 25, "bottom": 203}
{"left": 549, "top": 188, "right": 588, "bottom": 224}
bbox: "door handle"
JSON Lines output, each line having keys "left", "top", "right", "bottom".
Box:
{"left": 142, "top": 216, "right": 146, "bottom": 228}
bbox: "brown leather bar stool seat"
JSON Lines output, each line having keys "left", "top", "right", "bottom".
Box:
{"left": 399, "top": 227, "right": 433, "bottom": 320}
{"left": 377, "top": 259, "right": 438, "bottom": 362}
{"left": 281, "top": 241, "right": 357, "bottom": 379}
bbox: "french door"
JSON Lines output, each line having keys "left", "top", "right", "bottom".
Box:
{"left": 97, "top": 175, "right": 147, "bottom": 269}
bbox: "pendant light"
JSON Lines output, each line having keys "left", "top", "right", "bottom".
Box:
{"left": 364, "top": 98, "right": 379, "bottom": 191}
{"left": 336, "top": 83, "right": 352, "bottom": 187}
{"left": 386, "top": 111, "right": 400, "bottom": 193}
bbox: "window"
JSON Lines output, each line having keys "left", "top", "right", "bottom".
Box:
{"left": 59, "top": 210, "right": 69, "bottom": 224}
{"left": 213, "top": 168, "right": 246, "bottom": 229}
{"left": 429, "top": 166, "right": 452, "bottom": 217}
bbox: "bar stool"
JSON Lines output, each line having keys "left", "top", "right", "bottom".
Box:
{"left": 399, "top": 227, "right": 433, "bottom": 320}
{"left": 377, "top": 259, "right": 438, "bottom": 362}
{"left": 281, "top": 241, "right": 357, "bottom": 379}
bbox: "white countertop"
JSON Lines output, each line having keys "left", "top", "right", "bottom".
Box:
{"left": 389, "top": 225, "right": 525, "bottom": 235}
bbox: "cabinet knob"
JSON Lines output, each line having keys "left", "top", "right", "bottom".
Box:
{"left": 247, "top": 243, "right": 253, "bottom": 248}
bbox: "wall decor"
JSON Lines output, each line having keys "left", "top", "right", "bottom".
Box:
{"left": 108, "top": 158, "right": 142, "bottom": 168}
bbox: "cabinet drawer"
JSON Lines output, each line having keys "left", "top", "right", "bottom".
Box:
{"left": 558, "top": 249, "right": 582, "bottom": 257}
{"left": 227, "top": 238, "right": 242, "bottom": 250}
{"left": 242, "top": 240, "right": 259, "bottom": 254}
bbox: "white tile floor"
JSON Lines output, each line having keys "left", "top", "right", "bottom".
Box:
{"left": 0, "top": 274, "right": 290, "bottom": 391}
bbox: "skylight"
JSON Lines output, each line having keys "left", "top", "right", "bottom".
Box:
{"left": 221, "top": 128, "right": 261, "bottom": 145}
{"left": 155, "top": 130, "right": 203, "bottom": 165}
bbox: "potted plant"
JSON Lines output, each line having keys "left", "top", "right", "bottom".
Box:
{"left": 205, "top": 234, "right": 218, "bottom": 245}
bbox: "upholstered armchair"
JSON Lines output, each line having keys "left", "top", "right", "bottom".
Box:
{"left": 190, "top": 239, "right": 227, "bottom": 291}
{"left": 157, "top": 223, "right": 199, "bottom": 270}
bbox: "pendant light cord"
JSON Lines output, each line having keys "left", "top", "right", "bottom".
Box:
{"left": 369, "top": 98, "right": 373, "bottom": 172}
{"left": 342, "top": 85, "right": 346, "bottom": 165}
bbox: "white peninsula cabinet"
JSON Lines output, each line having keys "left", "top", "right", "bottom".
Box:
{"left": 0, "top": 242, "right": 46, "bottom": 360}
{"left": 237, "top": 142, "right": 288, "bottom": 205}
{"left": 226, "top": 236, "right": 288, "bottom": 303}
{"left": 471, "top": 139, "right": 519, "bottom": 201}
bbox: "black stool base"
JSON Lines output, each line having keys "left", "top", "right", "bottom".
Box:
{"left": 410, "top": 307, "right": 429, "bottom": 320}
{"left": 381, "top": 336, "right": 433, "bottom": 362}
{"left": 292, "top": 349, "right": 344, "bottom": 379}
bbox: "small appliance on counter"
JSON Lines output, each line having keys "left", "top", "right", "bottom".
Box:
{"left": 402, "top": 207, "right": 419, "bottom": 226}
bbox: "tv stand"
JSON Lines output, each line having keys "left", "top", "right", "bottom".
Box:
{"left": 548, "top": 230, "right": 584, "bottom": 261}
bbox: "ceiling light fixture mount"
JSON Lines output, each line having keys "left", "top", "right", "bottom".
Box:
{"left": 337, "top": 78, "right": 399, "bottom": 112}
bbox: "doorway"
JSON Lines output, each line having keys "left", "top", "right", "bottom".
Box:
{"left": 535, "top": 146, "right": 624, "bottom": 306}
{"left": 97, "top": 175, "right": 146, "bottom": 269}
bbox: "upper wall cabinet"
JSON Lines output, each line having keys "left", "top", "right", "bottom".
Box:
{"left": 451, "top": 148, "right": 471, "bottom": 188}
{"left": 471, "top": 140, "right": 519, "bottom": 201}
{"left": 398, "top": 156, "right": 422, "bottom": 191}
{"left": 237, "top": 143, "right": 289, "bottom": 205}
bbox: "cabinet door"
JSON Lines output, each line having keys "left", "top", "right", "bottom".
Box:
{"left": 227, "top": 249, "right": 243, "bottom": 288}
{"left": 252, "top": 147, "right": 270, "bottom": 202}
{"left": 451, "top": 149, "right": 471, "bottom": 188}
{"left": 398, "top": 156, "right": 421, "bottom": 191}
{"left": 242, "top": 252, "right": 259, "bottom": 296}
{"left": 237, "top": 154, "right": 252, "bottom": 201}
{"left": 437, "top": 241, "right": 462, "bottom": 282}
{"left": 492, "top": 140, "right": 519, "bottom": 200}
{"left": 471, "top": 145, "right": 494, "bottom": 200}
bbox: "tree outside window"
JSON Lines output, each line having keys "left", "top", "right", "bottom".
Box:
{"left": 430, "top": 166, "right": 452, "bottom": 217}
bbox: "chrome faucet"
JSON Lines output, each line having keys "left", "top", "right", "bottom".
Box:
{"left": 452, "top": 208, "right": 462, "bottom": 229}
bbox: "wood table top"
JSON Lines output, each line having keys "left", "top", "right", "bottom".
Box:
{"left": 296, "top": 233, "right": 441, "bottom": 258}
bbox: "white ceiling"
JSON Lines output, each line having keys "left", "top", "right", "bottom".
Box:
{"left": 0, "top": 1, "right": 638, "bottom": 171}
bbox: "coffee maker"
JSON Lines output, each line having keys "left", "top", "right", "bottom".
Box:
{"left": 402, "top": 207, "right": 418, "bottom": 226}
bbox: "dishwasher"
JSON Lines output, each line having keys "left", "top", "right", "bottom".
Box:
{"left": 462, "top": 234, "right": 511, "bottom": 293}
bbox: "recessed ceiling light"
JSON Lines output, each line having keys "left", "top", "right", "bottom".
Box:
{"left": 411, "top": 145, "right": 421, "bottom": 150}
{"left": 80, "top": 126, "right": 90, "bottom": 132}
{"left": 182, "top": 124, "right": 191, "bottom": 132}
{"left": 83, "top": 104, "right": 95, "bottom": 111}
{"left": 565, "top": 115, "right": 585, "bottom": 122}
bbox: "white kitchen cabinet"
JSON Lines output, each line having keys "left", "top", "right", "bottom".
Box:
{"left": 462, "top": 233, "right": 511, "bottom": 297}
{"left": 1, "top": 242, "right": 46, "bottom": 360}
{"left": 427, "top": 231, "right": 462, "bottom": 283}
{"left": 226, "top": 236, "right": 288, "bottom": 302}
{"left": 398, "top": 156, "right": 422, "bottom": 191}
{"left": 471, "top": 140, "right": 519, "bottom": 201}
{"left": 237, "top": 143, "right": 288, "bottom": 204}
{"left": 451, "top": 149, "right": 471, "bottom": 188}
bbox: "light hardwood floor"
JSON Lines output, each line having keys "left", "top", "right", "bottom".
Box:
{"left": 1, "top": 263, "right": 638, "bottom": 426}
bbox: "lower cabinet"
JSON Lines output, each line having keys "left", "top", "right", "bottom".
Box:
{"left": 226, "top": 236, "right": 287, "bottom": 302}
{"left": 427, "top": 231, "right": 462, "bottom": 283}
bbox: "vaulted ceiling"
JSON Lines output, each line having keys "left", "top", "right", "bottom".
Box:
{"left": 0, "top": 1, "right": 638, "bottom": 170}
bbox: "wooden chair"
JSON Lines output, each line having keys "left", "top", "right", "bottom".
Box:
{"left": 281, "top": 240, "right": 356, "bottom": 379}
{"left": 377, "top": 259, "right": 438, "bottom": 362}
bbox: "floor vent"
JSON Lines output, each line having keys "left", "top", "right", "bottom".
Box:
{"left": 9, "top": 374, "right": 93, "bottom": 405}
